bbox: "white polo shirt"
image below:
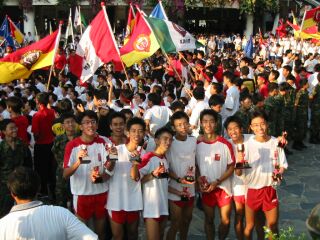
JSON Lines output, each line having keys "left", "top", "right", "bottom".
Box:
{"left": 0, "top": 201, "right": 97, "bottom": 240}
{"left": 144, "top": 105, "right": 172, "bottom": 135}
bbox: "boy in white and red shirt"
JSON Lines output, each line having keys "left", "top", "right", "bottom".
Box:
{"left": 106, "top": 117, "right": 146, "bottom": 240}
{"left": 131, "top": 127, "right": 173, "bottom": 240}
{"left": 240, "top": 110, "right": 288, "bottom": 239}
{"left": 63, "top": 111, "right": 112, "bottom": 240}
{"left": 166, "top": 111, "right": 196, "bottom": 240}
{"left": 196, "top": 109, "right": 235, "bottom": 240}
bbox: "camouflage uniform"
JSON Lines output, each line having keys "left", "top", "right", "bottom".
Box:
{"left": 0, "top": 139, "right": 31, "bottom": 217}
{"left": 264, "top": 95, "right": 284, "bottom": 137}
{"left": 294, "top": 89, "right": 309, "bottom": 142}
{"left": 234, "top": 107, "right": 252, "bottom": 134}
{"left": 52, "top": 133, "right": 77, "bottom": 207}
{"left": 310, "top": 84, "right": 320, "bottom": 140}
{"left": 282, "top": 88, "right": 296, "bottom": 140}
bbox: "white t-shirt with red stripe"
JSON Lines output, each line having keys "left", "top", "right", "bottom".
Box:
{"left": 106, "top": 144, "right": 144, "bottom": 211}
{"left": 196, "top": 136, "right": 235, "bottom": 196}
{"left": 245, "top": 136, "right": 288, "bottom": 189}
{"left": 166, "top": 136, "right": 197, "bottom": 201}
{"left": 63, "top": 136, "right": 109, "bottom": 196}
{"left": 139, "top": 152, "right": 169, "bottom": 218}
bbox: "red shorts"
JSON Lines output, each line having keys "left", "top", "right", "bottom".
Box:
{"left": 108, "top": 210, "right": 140, "bottom": 224}
{"left": 233, "top": 195, "right": 246, "bottom": 205}
{"left": 74, "top": 192, "right": 107, "bottom": 220}
{"left": 171, "top": 197, "right": 195, "bottom": 208}
{"left": 202, "top": 188, "right": 232, "bottom": 208}
{"left": 246, "top": 186, "right": 278, "bottom": 212}
{"left": 144, "top": 215, "right": 167, "bottom": 222}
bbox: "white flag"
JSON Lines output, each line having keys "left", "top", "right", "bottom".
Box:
{"left": 74, "top": 6, "right": 81, "bottom": 28}
{"left": 66, "top": 8, "right": 74, "bottom": 45}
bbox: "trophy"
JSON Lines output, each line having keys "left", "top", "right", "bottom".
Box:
{"left": 130, "top": 146, "right": 142, "bottom": 163}
{"left": 107, "top": 143, "right": 118, "bottom": 161}
{"left": 184, "top": 166, "right": 195, "bottom": 183}
{"left": 272, "top": 149, "right": 283, "bottom": 186}
{"left": 199, "top": 176, "right": 209, "bottom": 191}
{"left": 92, "top": 166, "right": 103, "bottom": 184}
{"left": 80, "top": 145, "right": 91, "bottom": 164}
{"left": 181, "top": 187, "right": 191, "bottom": 201}
{"left": 235, "top": 143, "right": 251, "bottom": 169}
{"left": 278, "top": 131, "right": 287, "bottom": 148}
{"left": 158, "top": 162, "right": 169, "bottom": 179}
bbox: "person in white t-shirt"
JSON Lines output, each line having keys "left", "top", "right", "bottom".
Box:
{"left": 240, "top": 110, "right": 288, "bottom": 239}
{"left": 221, "top": 71, "right": 240, "bottom": 122}
{"left": 131, "top": 127, "right": 173, "bottom": 240}
{"left": 107, "top": 117, "right": 146, "bottom": 240}
{"left": 63, "top": 111, "right": 112, "bottom": 240}
{"left": 144, "top": 93, "right": 172, "bottom": 136}
{"left": 196, "top": 109, "right": 235, "bottom": 240}
{"left": 166, "top": 111, "right": 196, "bottom": 240}
{"left": 0, "top": 167, "right": 98, "bottom": 240}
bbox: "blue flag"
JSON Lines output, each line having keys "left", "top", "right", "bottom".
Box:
{"left": 244, "top": 36, "right": 254, "bottom": 58}
{"left": 0, "top": 17, "right": 15, "bottom": 48}
{"left": 150, "top": 1, "right": 168, "bottom": 20}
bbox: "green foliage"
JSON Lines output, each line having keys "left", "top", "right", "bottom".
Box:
{"left": 239, "top": 0, "right": 279, "bottom": 15}
{"left": 264, "top": 226, "right": 307, "bottom": 240}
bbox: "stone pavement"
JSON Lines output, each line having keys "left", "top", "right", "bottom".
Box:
{"left": 138, "top": 141, "right": 320, "bottom": 239}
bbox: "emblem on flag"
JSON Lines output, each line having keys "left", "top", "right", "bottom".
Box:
{"left": 20, "top": 50, "right": 42, "bottom": 69}
{"left": 172, "top": 23, "right": 187, "bottom": 37}
{"left": 134, "top": 34, "right": 151, "bottom": 52}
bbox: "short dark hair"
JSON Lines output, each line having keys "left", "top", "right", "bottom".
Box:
{"left": 279, "top": 82, "right": 290, "bottom": 91}
{"left": 0, "top": 118, "right": 14, "bottom": 131}
{"left": 193, "top": 87, "right": 205, "bottom": 100}
{"left": 240, "top": 66, "right": 249, "bottom": 76}
{"left": 211, "top": 82, "right": 223, "bottom": 94}
{"left": 126, "top": 117, "right": 146, "bottom": 131}
{"left": 224, "top": 115, "right": 243, "bottom": 130}
{"left": 154, "top": 127, "right": 173, "bottom": 139}
{"left": 200, "top": 109, "right": 218, "bottom": 123}
{"left": 270, "top": 70, "right": 280, "bottom": 80}
{"left": 170, "top": 101, "right": 185, "bottom": 112}
{"left": 109, "top": 112, "right": 126, "bottom": 126}
{"left": 250, "top": 109, "right": 268, "bottom": 124}
{"left": 56, "top": 98, "right": 73, "bottom": 114}
{"left": 268, "top": 82, "right": 279, "bottom": 92}
{"left": 208, "top": 94, "right": 224, "bottom": 107}
{"left": 6, "top": 96, "right": 23, "bottom": 113}
{"left": 120, "top": 108, "right": 134, "bottom": 118}
{"left": 170, "top": 111, "right": 189, "bottom": 126}
{"left": 7, "top": 167, "right": 40, "bottom": 200}
{"left": 27, "top": 99, "right": 36, "bottom": 110}
{"left": 137, "top": 93, "right": 146, "bottom": 102}
{"left": 283, "top": 65, "right": 292, "bottom": 73}
{"left": 61, "top": 112, "right": 76, "bottom": 123}
{"left": 148, "top": 93, "right": 161, "bottom": 105}
{"left": 78, "top": 110, "right": 98, "bottom": 124}
{"left": 36, "top": 92, "right": 49, "bottom": 105}
{"left": 223, "top": 71, "right": 235, "bottom": 83}
{"left": 94, "top": 89, "right": 108, "bottom": 100}
{"left": 300, "top": 78, "right": 308, "bottom": 87}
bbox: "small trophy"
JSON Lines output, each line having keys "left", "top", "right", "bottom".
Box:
{"left": 80, "top": 145, "right": 91, "bottom": 164}
{"left": 181, "top": 187, "right": 191, "bottom": 201}
{"left": 92, "top": 166, "right": 103, "bottom": 184}
{"left": 130, "top": 146, "right": 142, "bottom": 163}
{"left": 184, "top": 166, "right": 195, "bottom": 183}
{"left": 107, "top": 143, "right": 118, "bottom": 161}
{"left": 199, "top": 176, "right": 209, "bottom": 191}
{"left": 277, "top": 131, "right": 287, "bottom": 148}
{"left": 272, "top": 149, "right": 282, "bottom": 186}
{"left": 158, "top": 162, "right": 169, "bottom": 179}
{"left": 235, "top": 143, "right": 251, "bottom": 169}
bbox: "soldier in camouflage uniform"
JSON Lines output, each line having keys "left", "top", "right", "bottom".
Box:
{"left": 51, "top": 113, "right": 78, "bottom": 208}
{"left": 264, "top": 82, "right": 283, "bottom": 137}
{"left": 293, "top": 79, "right": 309, "bottom": 150}
{"left": 309, "top": 74, "right": 320, "bottom": 144}
{"left": 0, "top": 119, "right": 31, "bottom": 217}
{"left": 234, "top": 93, "right": 253, "bottom": 134}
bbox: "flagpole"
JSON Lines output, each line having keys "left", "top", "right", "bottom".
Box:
{"left": 162, "top": 50, "right": 183, "bottom": 82}
{"left": 79, "top": 6, "right": 83, "bottom": 36}
{"left": 299, "top": 10, "right": 307, "bottom": 40}
{"left": 101, "top": 2, "right": 130, "bottom": 82}
{"left": 47, "top": 21, "right": 63, "bottom": 92}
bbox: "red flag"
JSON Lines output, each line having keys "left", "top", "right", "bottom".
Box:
{"left": 276, "top": 19, "right": 287, "bottom": 38}
{"left": 71, "top": 5, "right": 123, "bottom": 83}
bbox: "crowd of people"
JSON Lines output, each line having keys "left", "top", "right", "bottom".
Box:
{"left": 0, "top": 30, "right": 320, "bottom": 240}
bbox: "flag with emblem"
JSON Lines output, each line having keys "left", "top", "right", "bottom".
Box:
{"left": 146, "top": 17, "right": 203, "bottom": 53}
{"left": 124, "top": 3, "right": 135, "bottom": 45}
{"left": 0, "top": 29, "right": 61, "bottom": 83}
{"left": 301, "top": 6, "right": 320, "bottom": 32}
{"left": 8, "top": 16, "right": 24, "bottom": 44}
{"left": 120, "top": 9, "right": 160, "bottom": 67}
{"left": 70, "top": 4, "right": 123, "bottom": 83}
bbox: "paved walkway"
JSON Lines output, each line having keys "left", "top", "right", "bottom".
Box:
{"left": 138, "top": 141, "right": 320, "bottom": 239}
